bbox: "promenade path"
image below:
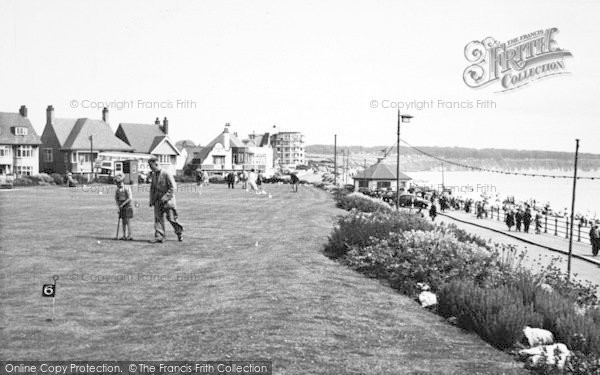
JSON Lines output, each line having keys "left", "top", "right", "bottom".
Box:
{"left": 437, "top": 210, "right": 600, "bottom": 290}
{"left": 0, "top": 184, "right": 528, "bottom": 374}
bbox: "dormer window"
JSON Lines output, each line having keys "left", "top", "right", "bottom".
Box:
{"left": 15, "top": 127, "right": 28, "bottom": 136}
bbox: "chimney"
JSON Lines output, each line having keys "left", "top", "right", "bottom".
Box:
{"left": 223, "top": 123, "right": 230, "bottom": 150}
{"left": 102, "top": 107, "right": 109, "bottom": 123}
{"left": 19, "top": 105, "right": 28, "bottom": 118}
{"left": 155, "top": 117, "right": 161, "bottom": 125}
{"left": 162, "top": 117, "right": 169, "bottom": 134}
{"left": 46, "top": 105, "right": 55, "bottom": 125}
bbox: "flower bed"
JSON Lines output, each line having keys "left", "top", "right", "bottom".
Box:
{"left": 327, "top": 192, "right": 600, "bottom": 373}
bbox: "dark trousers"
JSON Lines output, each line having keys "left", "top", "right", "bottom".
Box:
{"left": 154, "top": 204, "right": 183, "bottom": 239}
{"left": 228, "top": 182, "right": 234, "bottom": 188}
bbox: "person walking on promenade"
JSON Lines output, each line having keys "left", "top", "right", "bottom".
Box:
{"left": 148, "top": 158, "right": 183, "bottom": 242}
{"left": 429, "top": 202, "right": 437, "bottom": 222}
{"left": 523, "top": 208, "right": 532, "bottom": 233}
{"left": 535, "top": 211, "right": 543, "bottom": 234}
{"left": 226, "top": 171, "right": 235, "bottom": 189}
{"left": 114, "top": 174, "right": 133, "bottom": 240}
{"left": 505, "top": 209, "right": 515, "bottom": 231}
{"left": 515, "top": 208, "right": 523, "bottom": 232}
{"left": 590, "top": 221, "right": 600, "bottom": 257}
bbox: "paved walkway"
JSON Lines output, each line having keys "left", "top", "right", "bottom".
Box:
{"left": 436, "top": 210, "right": 600, "bottom": 290}
{"left": 441, "top": 210, "right": 599, "bottom": 265}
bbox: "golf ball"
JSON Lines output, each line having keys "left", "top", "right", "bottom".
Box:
{"left": 97, "top": 241, "right": 101, "bottom": 244}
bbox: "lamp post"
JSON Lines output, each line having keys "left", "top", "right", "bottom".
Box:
{"left": 89, "top": 135, "right": 94, "bottom": 182}
{"left": 396, "top": 110, "right": 413, "bottom": 210}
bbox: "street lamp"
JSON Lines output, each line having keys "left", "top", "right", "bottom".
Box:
{"left": 396, "top": 110, "right": 413, "bottom": 210}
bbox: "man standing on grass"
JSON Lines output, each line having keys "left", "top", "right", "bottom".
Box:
{"left": 290, "top": 172, "right": 300, "bottom": 193}
{"left": 149, "top": 158, "right": 183, "bottom": 242}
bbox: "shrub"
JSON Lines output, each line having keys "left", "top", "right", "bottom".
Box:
{"left": 342, "top": 229, "right": 507, "bottom": 295}
{"left": 30, "top": 173, "right": 54, "bottom": 184}
{"left": 324, "top": 210, "right": 434, "bottom": 259}
{"left": 13, "top": 176, "right": 34, "bottom": 186}
{"left": 438, "top": 280, "right": 543, "bottom": 350}
{"left": 335, "top": 192, "right": 392, "bottom": 213}
{"left": 51, "top": 173, "right": 64, "bottom": 185}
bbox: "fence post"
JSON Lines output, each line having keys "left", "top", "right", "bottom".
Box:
{"left": 497, "top": 207, "right": 500, "bottom": 221}
{"left": 544, "top": 215, "right": 547, "bottom": 233}
{"left": 554, "top": 217, "right": 558, "bottom": 236}
{"left": 577, "top": 221, "right": 581, "bottom": 242}
{"left": 565, "top": 217, "right": 569, "bottom": 239}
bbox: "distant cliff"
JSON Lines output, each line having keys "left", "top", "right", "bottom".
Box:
{"left": 305, "top": 145, "right": 600, "bottom": 172}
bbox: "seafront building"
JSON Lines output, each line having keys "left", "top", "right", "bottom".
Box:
{"left": 0, "top": 106, "right": 42, "bottom": 176}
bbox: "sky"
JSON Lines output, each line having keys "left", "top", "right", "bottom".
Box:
{"left": 1, "top": 0, "right": 599, "bottom": 153}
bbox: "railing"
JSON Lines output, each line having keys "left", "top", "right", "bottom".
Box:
{"left": 470, "top": 206, "right": 592, "bottom": 244}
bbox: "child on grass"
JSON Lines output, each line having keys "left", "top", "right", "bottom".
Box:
{"left": 114, "top": 174, "right": 133, "bottom": 240}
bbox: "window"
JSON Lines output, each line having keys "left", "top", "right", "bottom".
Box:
{"left": 358, "top": 180, "right": 369, "bottom": 188}
{"left": 44, "top": 148, "right": 53, "bottom": 162}
{"left": 15, "top": 127, "right": 28, "bottom": 136}
{"left": 377, "top": 181, "right": 391, "bottom": 189}
{"left": 213, "top": 155, "right": 225, "bottom": 165}
{"left": 16, "top": 166, "right": 33, "bottom": 176}
{"left": 156, "top": 154, "right": 171, "bottom": 164}
{"left": 16, "top": 145, "right": 32, "bottom": 158}
{"left": 0, "top": 146, "right": 10, "bottom": 157}
{"left": 71, "top": 152, "right": 77, "bottom": 163}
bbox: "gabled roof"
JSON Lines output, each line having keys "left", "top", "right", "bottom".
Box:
{"left": 196, "top": 130, "right": 246, "bottom": 162}
{"left": 62, "top": 118, "right": 132, "bottom": 151}
{"left": 52, "top": 118, "right": 79, "bottom": 145}
{"left": 353, "top": 162, "right": 412, "bottom": 180}
{"left": 0, "top": 112, "right": 42, "bottom": 145}
{"left": 116, "top": 123, "right": 168, "bottom": 153}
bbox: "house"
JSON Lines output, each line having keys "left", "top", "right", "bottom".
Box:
{"left": 194, "top": 124, "right": 250, "bottom": 175}
{"left": 352, "top": 159, "right": 412, "bottom": 191}
{"left": 243, "top": 132, "right": 274, "bottom": 176}
{"left": 39, "top": 106, "right": 132, "bottom": 178}
{"left": 0, "top": 105, "right": 42, "bottom": 176}
{"left": 115, "top": 118, "right": 180, "bottom": 175}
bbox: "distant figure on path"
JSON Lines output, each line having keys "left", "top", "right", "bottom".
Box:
{"left": 202, "top": 171, "right": 209, "bottom": 186}
{"left": 149, "top": 158, "right": 183, "bottom": 242}
{"left": 534, "top": 211, "right": 543, "bottom": 234}
{"left": 515, "top": 208, "right": 523, "bottom": 232}
{"left": 429, "top": 203, "right": 437, "bottom": 222}
{"left": 590, "top": 221, "right": 600, "bottom": 257}
{"left": 523, "top": 208, "right": 532, "bottom": 233}
{"left": 505, "top": 209, "right": 515, "bottom": 231}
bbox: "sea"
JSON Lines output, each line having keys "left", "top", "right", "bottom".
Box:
{"left": 409, "top": 170, "right": 600, "bottom": 219}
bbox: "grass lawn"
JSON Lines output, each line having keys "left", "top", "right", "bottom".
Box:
{"left": 0, "top": 183, "right": 528, "bottom": 374}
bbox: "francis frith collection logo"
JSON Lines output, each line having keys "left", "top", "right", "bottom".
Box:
{"left": 463, "top": 28, "right": 572, "bottom": 92}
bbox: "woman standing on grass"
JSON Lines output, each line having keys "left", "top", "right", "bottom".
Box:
{"left": 114, "top": 174, "right": 133, "bottom": 240}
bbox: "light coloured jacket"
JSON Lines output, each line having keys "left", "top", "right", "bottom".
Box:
{"left": 149, "top": 169, "right": 177, "bottom": 208}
